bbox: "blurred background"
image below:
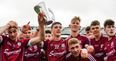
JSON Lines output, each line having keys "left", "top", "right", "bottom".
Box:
{"left": 0, "top": 0, "right": 116, "bottom": 27}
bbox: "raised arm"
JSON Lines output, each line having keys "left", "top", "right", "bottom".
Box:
{"left": 0, "top": 24, "right": 10, "bottom": 35}
{"left": 29, "top": 12, "right": 46, "bottom": 45}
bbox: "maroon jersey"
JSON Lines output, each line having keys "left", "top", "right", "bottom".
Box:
{"left": 18, "top": 33, "right": 31, "bottom": 40}
{"left": 19, "top": 34, "right": 42, "bottom": 61}
{"left": 66, "top": 34, "right": 89, "bottom": 48}
{"left": 65, "top": 54, "right": 90, "bottom": 61}
{"left": 0, "top": 46, "right": 1, "bottom": 61}
{"left": 44, "top": 39, "right": 68, "bottom": 61}
{"left": 0, "top": 36, "right": 29, "bottom": 61}
{"left": 90, "top": 35, "right": 107, "bottom": 61}
{"left": 24, "top": 45, "right": 41, "bottom": 61}
{"left": 103, "top": 36, "right": 116, "bottom": 61}
{"left": 0, "top": 36, "right": 2, "bottom": 61}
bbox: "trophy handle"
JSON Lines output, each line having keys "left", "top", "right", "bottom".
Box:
{"left": 48, "top": 8, "right": 55, "bottom": 21}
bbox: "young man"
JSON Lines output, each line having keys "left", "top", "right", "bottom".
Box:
{"left": 65, "top": 38, "right": 96, "bottom": 61}
{"left": 89, "top": 20, "right": 107, "bottom": 61}
{"left": 45, "top": 30, "right": 52, "bottom": 40}
{"left": 85, "top": 26, "right": 94, "bottom": 40}
{"left": 43, "top": 22, "right": 68, "bottom": 61}
{"left": 18, "top": 22, "right": 32, "bottom": 40}
{"left": 66, "top": 16, "right": 89, "bottom": 48}
{"left": 0, "top": 13, "right": 45, "bottom": 61}
{"left": 19, "top": 23, "right": 42, "bottom": 61}
{"left": 103, "top": 19, "right": 116, "bottom": 61}
{"left": 24, "top": 43, "right": 42, "bottom": 61}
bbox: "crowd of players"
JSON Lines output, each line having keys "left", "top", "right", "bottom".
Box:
{"left": 0, "top": 12, "right": 116, "bottom": 61}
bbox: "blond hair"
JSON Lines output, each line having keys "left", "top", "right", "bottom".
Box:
{"left": 68, "top": 38, "right": 81, "bottom": 46}
{"left": 71, "top": 16, "right": 81, "bottom": 22}
{"left": 9, "top": 20, "right": 18, "bottom": 29}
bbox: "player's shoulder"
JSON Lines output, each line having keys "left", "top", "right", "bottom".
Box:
{"left": 78, "top": 34, "right": 89, "bottom": 41}
{"left": 101, "top": 34, "right": 108, "bottom": 41}
{"left": 65, "top": 53, "right": 72, "bottom": 59}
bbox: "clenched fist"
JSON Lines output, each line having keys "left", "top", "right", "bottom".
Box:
{"left": 86, "top": 45, "right": 94, "bottom": 53}
{"left": 81, "top": 48, "right": 89, "bottom": 58}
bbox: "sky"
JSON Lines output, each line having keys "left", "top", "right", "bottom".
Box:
{"left": 0, "top": 0, "right": 116, "bottom": 27}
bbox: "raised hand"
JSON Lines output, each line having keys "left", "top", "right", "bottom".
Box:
{"left": 81, "top": 48, "right": 89, "bottom": 58}
{"left": 7, "top": 20, "right": 18, "bottom": 28}
{"left": 86, "top": 45, "right": 94, "bottom": 53}
{"left": 38, "top": 11, "right": 46, "bottom": 23}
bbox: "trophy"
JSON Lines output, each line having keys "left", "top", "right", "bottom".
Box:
{"left": 34, "top": 2, "right": 54, "bottom": 25}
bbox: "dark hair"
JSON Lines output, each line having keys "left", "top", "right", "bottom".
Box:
{"left": 51, "top": 22, "right": 62, "bottom": 29}
{"left": 45, "top": 30, "right": 51, "bottom": 34}
{"left": 90, "top": 20, "right": 100, "bottom": 26}
{"left": 85, "top": 26, "right": 90, "bottom": 32}
{"left": 104, "top": 19, "right": 115, "bottom": 27}
{"left": 71, "top": 16, "right": 81, "bottom": 22}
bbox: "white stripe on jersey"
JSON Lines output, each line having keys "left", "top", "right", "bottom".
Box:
{"left": 88, "top": 54, "right": 96, "bottom": 61}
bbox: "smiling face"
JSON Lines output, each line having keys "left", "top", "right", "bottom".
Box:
{"left": 90, "top": 25, "right": 101, "bottom": 37}
{"left": 69, "top": 43, "right": 81, "bottom": 56}
{"left": 70, "top": 20, "right": 80, "bottom": 32}
{"left": 90, "top": 20, "right": 101, "bottom": 37}
{"left": 70, "top": 16, "right": 81, "bottom": 32}
{"left": 68, "top": 38, "right": 81, "bottom": 57}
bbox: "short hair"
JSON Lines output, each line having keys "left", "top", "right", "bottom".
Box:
{"left": 90, "top": 20, "right": 100, "bottom": 26}
{"left": 45, "top": 30, "right": 51, "bottom": 34}
{"left": 104, "top": 19, "right": 115, "bottom": 27}
{"left": 85, "top": 26, "right": 90, "bottom": 32}
{"left": 68, "top": 38, "right": 81, "bottom": 46}
{"left": 9, "top": 21, "right": 18, "bottom": 29}
{"left": 51, "top": 22, "right": 62, "bottom": 29}
{"left": 71, "top": 16, "right": 81, "bottom": 22}
{"left": 22, "top": 25, "right": 31, "bottom": 30}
